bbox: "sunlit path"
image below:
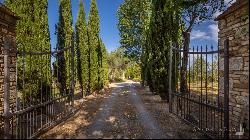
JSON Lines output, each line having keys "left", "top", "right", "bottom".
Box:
{"left": 40, "top": 81, "right": 207, "bottom": 139}
{"left": 128, "top": 82, "right": 168, "bottom": 139}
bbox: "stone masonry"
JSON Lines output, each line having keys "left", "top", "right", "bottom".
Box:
{"left": 216, "top": 0, "right": 249, "bottom": 138}
{"left": 0, "top": 4, "right": 19, "bottom": 134}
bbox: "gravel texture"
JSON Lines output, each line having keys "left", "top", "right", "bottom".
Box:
{"left": 39, "top": 81, "right": 208, "bottom": 139}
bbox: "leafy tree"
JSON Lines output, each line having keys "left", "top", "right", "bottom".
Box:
{"left": 75, "top": 0, "right": 88, "bottom": 95}
{"left": 208, "top": 55, "right": 218, "bottom": 83}
{"left": 107, "top": 47, "right": 130, "bottom": 82}
{"left": 117, "top": 0, "right": 151, "bottom": 62}
{"left": 125, "top": 63, "right": 141, "bottom": 81}
{"left": 178, "top": 0, "right": 226, "bottom": 92}
{"left": 117, "top": 0, "right": 229, "bottom": 100}
{"left": 190, "top": 55, "right": 207, "bottom": 83}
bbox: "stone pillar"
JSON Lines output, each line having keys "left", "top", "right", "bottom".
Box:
{"left": 0, "top": 4, "right": 19, "bottom": 136}
{"left": 215, "top": 0, "right": 249, "bottom": 138}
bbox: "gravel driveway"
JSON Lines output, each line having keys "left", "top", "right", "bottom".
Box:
{"left": 39, "top": 81, "right": 207, "bottom": 139}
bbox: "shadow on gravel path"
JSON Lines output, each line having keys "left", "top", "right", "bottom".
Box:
{"left": 40, "top": 81, "right": 207, "bottom": 139}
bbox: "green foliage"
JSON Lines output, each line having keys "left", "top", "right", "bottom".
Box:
{"left": 117, "top": 0, "right": 182, "bottom": 100}
{"left": 117, "top": 0, "right": 228, "bottom": 101}
{"left": 178, "top": 0, "right": 226, "bottom": 92}
{"left": 75, "top": 0, "right": 108, "bottom": 94}
{"left": 5, "top": 0, "right": 51, "bottom": 103}
{"left": 5, "top": 0, "right": 109, "bottom": 101}
{"left": 189, "top": 56, "right": 207, "bottom": 82}
{"left": 107, "top": 47, "right": 130, "bottom": 82}
{"left": 100, "top": 40, "right": 109, "bottom": 88}
{"left": 141, "top": 0, "right": 182, "bottom": 100}
{"left": 54, "top": 0, "right": 74, "bottom": 94}
{"left": 88, "top": 0, "right": 100, "bottom": 92}
{"left": 188, "top": 55, "right": 218, "bottom": 86}
{"left": 125, "top": 63, "right": 141, "bottom": 81}
{"left": 117, "top": 0, "right": 151, "bottom": 61}
{"left": 76, "top": 0, "right": 88, "bottom": 95}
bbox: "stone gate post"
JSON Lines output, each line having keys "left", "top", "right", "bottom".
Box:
{"left": 215, "top": 0, "right": 249, "bottom": 138}
{"left": 0, "top": 3, "right": 19, "bottom": 138}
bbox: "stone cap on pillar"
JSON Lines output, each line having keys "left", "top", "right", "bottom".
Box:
{"left": 0, "top": 3, "right": 20, "bottom": 29}
{"left": 215, "top": 0, "right": 249, "bottom": 21}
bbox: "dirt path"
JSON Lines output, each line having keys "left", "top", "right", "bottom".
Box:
{"left": 128, "top": 82, "right": 168, "bottom": 139}
{"left": 40, "top": 81, "right": 207, "bottom": 139}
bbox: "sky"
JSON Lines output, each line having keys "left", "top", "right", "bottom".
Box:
{"left": 0, "top": 0, "right": 235, "bottom": 53}
{"left": 48, "top": 0, "right": 235, "bottom": 53}
{"left": 188, "top": 0, "right": 235, "bottom": 51}
{"left": 48, "top": 0, "right": 124, "bottom": 53}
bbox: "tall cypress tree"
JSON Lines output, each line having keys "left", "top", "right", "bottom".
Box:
{"left": 55, "top": 0, "right": 73, "bottom": 94}
{"left": 143, "top": 0, "right": 182, "bottom": 100}
{"left": 75, "top": 0, "right": 88, "bottom": 95}
{"left": 5, "top": 0, "right": 51, "bottom": 103}
{"left": 5, "top": 0, "right": 34, "bottom": 53}
{"left": 100, "top": 39, "right": 109, "bottom": 88}
{"left": 88, "top": 0, "right": 100, "bottom": 92}
{"left": 34, "top": 0, "right": 51, "bottom": 91}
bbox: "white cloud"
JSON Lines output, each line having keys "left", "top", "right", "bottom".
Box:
{"left": 191, "top": 24, "right": 219, "bottom": 42}
{"left": 191, "top": 30, "right": 211, "bottom": 40}
{"left": 208, "top": 24, "right": 219, "bottom": 42}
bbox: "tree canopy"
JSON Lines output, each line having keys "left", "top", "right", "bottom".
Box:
{"left": 117, "top": 0, "right": 228, "bottom": 101}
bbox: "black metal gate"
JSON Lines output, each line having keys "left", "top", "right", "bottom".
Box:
{"left": 1, "top": 36, "right": 77, "bottom": 138}
{"left": 168, "top": 39, "right": 230, "bottom": 139}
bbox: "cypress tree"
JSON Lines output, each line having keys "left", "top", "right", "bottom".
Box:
{"left": 5, "top": 0, "right": 51, "bottom": 103}
{"left": 100, "top": 40, "right": 109, "bottom": 88}
{"left": 55, "top": 0, "right": 73, "bottom": 94}
{"left": 34, "top": 0, "right": 51, "bottom": 95}
{"left": 97, "top": 38, "right": 109, "bottom": 90}
{"left": 75, "top": 0, "right": 88, "bottom": 95}
{"left": 88, "top": 0, "right": 100, "bottom": 92}
{"left": 143, "top": 0, "right": 182, "bottom": 101}
{"left": 5, "top": 0, "right": 34, "bottom": 52}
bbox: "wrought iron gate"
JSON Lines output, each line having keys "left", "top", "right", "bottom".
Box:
{"left": 168, "top": 39, "right": 230, "bottom": 139}
{"left": 1, "top": 36, "right": 76, "bottom": 138}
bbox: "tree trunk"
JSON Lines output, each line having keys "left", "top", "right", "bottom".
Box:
{"left": 180, "top": 31, "right": 190, "bottom": 93}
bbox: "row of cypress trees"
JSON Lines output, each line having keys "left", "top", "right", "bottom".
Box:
{"left": 141, "top": 0, "right": 182, "bottom": 101}
{"left": 117, "top": 0, "right": 182, "bottom": 101}
{"left": 74, "top": 0, "right": 109, "bottom": 95}
{"left": 5, "top": 0, "right": 109, "bottom": 101}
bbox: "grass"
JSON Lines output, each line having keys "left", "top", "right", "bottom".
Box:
{"left": 176, "top": 81, "right": 219, "bottom": 95}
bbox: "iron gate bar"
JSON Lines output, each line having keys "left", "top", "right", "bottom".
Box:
{"left": 205, "top": 45, "right": 208, "bottom": 129}
{"left": 171, "top": 102, "right": 222, "bottom": 139}
{"left": 29, "top": 100, "right": 83, "bottom": 139}
{"left": 170, "top": 41, "right": 229, "bottom": 139}
{"left": 15, "top": 45, "right": 73, "bottom": 55}
{"left": 200, "top": 45, "right": 203, "bottom": 129}
{"left": 168, "top": 42, "right": 173, "bottom": 113}
{"left": 171, "top": 48, "right": 220, "bottom": 54}
{"left": 4, "top": 42, "right": 77, "bottom": 138}
{"left": 223, "top": 39, "right": 229, "bottom": 139}
{"left": 7, "top": 94, "right": 70, "bottom": 116}
{"left": 173, "top": 93, "right": 224, "bottom": 112}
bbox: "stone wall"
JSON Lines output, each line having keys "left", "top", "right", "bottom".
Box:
{"left": 0, "top": 4, "right": 19, "bottom": 134}
{"left": 216, "top": 0, "right": 249, "bottom": 138}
